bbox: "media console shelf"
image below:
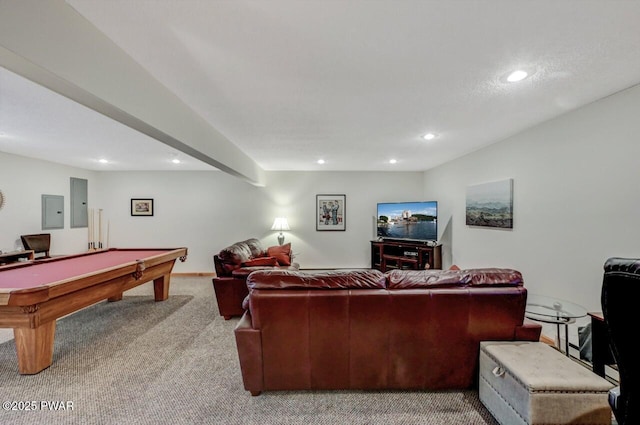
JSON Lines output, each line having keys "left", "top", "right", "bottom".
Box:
{"left": 371, "top": 240, "right": 442, "bottom": 272}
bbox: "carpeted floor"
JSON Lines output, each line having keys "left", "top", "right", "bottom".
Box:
{"left": 0, "top": 276, "right": 498, "bottom": 425}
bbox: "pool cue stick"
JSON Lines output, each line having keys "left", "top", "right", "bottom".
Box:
{"left": 90, "top": 208, "right": 95, "bottom": 250}
{"left": 92, "top": 208, "right": 95, "bottom": 250}
{"left": 107, "top": 220, "right": 110, "bottom": 249}
{"left": 88, "top": 208, "right": 91, "bottom": 250}
{"left": 88, "top": 208, "right": 93, "bottom": 250}
{"left": 93, "top": 209, "right": 97, "bottom": 250}
{"left": 98, "top": 209, "right": 103, "bottom": 249}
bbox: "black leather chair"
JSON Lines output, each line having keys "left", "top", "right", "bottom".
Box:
{"left": 601, "top": 257, "right": 640, "bottom": 425}
{"left": 20, "top": 233, "right": 51, "bottom": 259}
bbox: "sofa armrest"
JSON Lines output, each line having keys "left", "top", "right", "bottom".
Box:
{"left": 213, "top": 254, "right": 228, "bottom": 277}
{"left": 211, "top": 277, "right": 249, "bottom": 319}
{"left": 234, "top": 311, "right": 264, "bottom": 395}
{"left": 515, "top": 318, "right": 543, "bottom": 341}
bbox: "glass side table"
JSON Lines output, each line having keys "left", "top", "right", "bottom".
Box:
{"left": 525, "top": 294, "right": 587, "bottom": 356}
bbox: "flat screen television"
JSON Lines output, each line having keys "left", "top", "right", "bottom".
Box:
{"left": 376, "top": 201, "right": 438, "bottom": 242}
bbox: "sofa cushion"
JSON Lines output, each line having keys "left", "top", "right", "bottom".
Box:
{"left": 243, "top": 256, "right": 279, "bottom": 267}
{"left": 246, "top": 269, "right": 386, "bottom": 290}
{"left": 222, "top": 262, "right": 241, "bottom": 275}
{"left": 219, "top": 242, "right": 253, "bottom": 265}
{"left": 267, "top": 243, "right": 292, "bottom": 266}
{"left": 232, "top": 264, "right": 301, "bottom": 279}
{"left": 466, "top": 268, "right": 523, "bottom": 286}
{"left": 386, "top": 269, "right": 469, "bottom": 289}
{"left": 243, "top": 238, "right": 266, "bottom": 258}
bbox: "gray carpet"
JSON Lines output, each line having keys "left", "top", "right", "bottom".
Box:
{"left": 0, "top": 277, "right": 498, "bottom": 425}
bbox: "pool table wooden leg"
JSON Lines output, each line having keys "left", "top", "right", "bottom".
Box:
{"left": 153, "top": 274, "right": 170, "bottom": 301}
{"left": 13, "top": 320, "right": 56, "bottom": 374}
{"left": 107, "top": 293, "right": 123, "bottom": 302}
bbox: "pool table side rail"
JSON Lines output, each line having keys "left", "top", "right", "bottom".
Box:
{"left": 0, "top": 247, "right": 187, "bottom": 270}
{"left": 36, "top": 260, "right": 178, "bottom": 327}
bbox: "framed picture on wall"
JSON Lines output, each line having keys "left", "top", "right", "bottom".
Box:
{"left": 316, "top": 194, "right": 345, "bottom": 231}
{"left": 131, "top": 198, "right": 154, "bottom": 216}
{"left": 465, "top": 179, "right": 513, "bottom": 229}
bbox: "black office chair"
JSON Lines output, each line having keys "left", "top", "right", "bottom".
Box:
{"left": 601, "top": 257, "right": 640, "bottom": 425}
{"left": 20, "top": 233, "right": 51, "bottom": 259}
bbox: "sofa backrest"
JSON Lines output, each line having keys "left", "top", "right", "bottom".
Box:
{"left": 214, "top": 238, "right": 265, "bottom": 276}
{"left": 246, "top": 269, "right": 386, "bottom": 290}
{"left": 218, "top": 238, "right": 264, "bottom": 265}
{"left": 385, "top": 268, "right": 523, "bottom": 289}
{"left": 214, "top": 239, "right": 297, "bottom": 277}
{"left": 246, "top": 268, "right": 524, "bottom": 290}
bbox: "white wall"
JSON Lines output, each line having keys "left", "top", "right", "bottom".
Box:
{"left": 0, "top": 152, "right": 97, "bottom": 255}
{"left": 1, "top": 157, "right": 424, "bottom": 272}
{"left": 264, "top": 171, "right": 424, "bottom": 269}
{"left": 97, "top": 169, "right": 424, "bottom": 271}
{"left": 95, "top": 170, "right": 269, "bottom": 273}
{"left": 423, "top": 83, "right": 640, "bottom": 314}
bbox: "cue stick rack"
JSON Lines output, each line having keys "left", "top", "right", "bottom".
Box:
{"left": 88, "top": 208, "right": 108, "bottom": 251}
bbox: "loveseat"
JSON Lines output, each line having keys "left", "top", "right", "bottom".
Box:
{"left": 212, "top": 238, "right": 299, "bottom": 319}
{"left": 234, "top": 268, "right": 542, "bottom": 395}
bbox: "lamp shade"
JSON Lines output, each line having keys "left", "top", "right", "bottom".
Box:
{"left": 270, "top": 217, "right": 290, "bottom": 231}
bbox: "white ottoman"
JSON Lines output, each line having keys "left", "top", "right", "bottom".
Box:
{"left": 479, "top": 341, "right": 614, "bottom": 425}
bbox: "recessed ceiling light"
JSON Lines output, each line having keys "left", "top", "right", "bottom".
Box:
{"left": 506, "top": 70, "right": 528, "bottom": 82}
{"left": 389, "top": 159, "right": 397, "bottom": 164}
{"left": 423, "top": 133, "right": 436, "bottom": 141}
{"left": 317, "top": 159, "right": 325, "bottom": 164}
{"left": 172, "top": 158, "right": 181, "bottom": 164}
{"left": 98, "top": 158, "right": 109, "bottom": 164}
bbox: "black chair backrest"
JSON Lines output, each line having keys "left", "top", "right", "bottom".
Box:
{"left": 20, "top": 233, "right": 51, "bottom": 258}
{"left": 602, "top": 257, "right": 640, "bottom": 425}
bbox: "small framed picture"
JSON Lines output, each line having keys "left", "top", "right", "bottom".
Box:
{"left": 316, "top": 194, "right": 345, "bottom": 231}
{"left": 131, "top": 198, "right": 154, "bottom": 216}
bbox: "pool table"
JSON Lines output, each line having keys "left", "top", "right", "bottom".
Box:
{"left": 0, "top": 247, "right": 187, "bottom": 374}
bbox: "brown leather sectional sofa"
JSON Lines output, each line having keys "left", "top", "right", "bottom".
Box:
{"left": 212, "top": 238, "right": 299, "bottom": 319}
{"left": 234, "top": 268, "right": 542, "bottom": 395}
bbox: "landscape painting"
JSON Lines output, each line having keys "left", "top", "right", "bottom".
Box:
{"left": 465, "top": 179, "right": 513, "bottom": 229}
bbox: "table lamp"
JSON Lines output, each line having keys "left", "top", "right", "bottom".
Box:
{"left": 270, "top": 217, "right": 290, "bottom": 246}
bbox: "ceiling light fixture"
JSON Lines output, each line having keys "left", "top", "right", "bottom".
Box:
{"left": 172, "top": 158, "right": 181, "bottom": 164}
{"left": 389, "top": 159, "right": 397, "bottom": 164}
{"left": 317, "top": 159, "right": 325, "bottom": 164}
{"left": 423, "top": 133, "right": 436, "bottom": 141}
{"left": 506, "top": 70, "right": 528, "bottom": 82}
{"left": 98, "top": 158, "right": 108, "bottom": 164}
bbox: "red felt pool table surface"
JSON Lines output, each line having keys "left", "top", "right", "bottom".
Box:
{"left": 0, "top": 247, "right": 187, "bottom": 374}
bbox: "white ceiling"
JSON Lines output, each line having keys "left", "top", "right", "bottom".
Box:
{"left": 2, "top": 0, "right": 640, "bottom": 172}
{"left": 0, "top": 68, "right": 214, "bottom": 171}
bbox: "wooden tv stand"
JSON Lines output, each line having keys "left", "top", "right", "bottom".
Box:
{"left": 371, "top": 240, "right": 442, "bottom": 272}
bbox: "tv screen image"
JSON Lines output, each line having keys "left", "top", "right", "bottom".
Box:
{"left": 377, "top": 201, "right": 437, "bottom": 241}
